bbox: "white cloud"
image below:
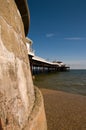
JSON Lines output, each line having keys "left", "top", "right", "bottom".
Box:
{"left": 46, "top": 33, "right": 55, "bottom": 38}
{"left": 64, "top": 37, "right": 85, "bottom": 40}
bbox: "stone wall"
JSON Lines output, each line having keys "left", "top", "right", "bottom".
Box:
{"left": 0, "top": 0, "right": 35, "bottom": 129}
{"left": 0, "top": 0, "right": 47, "bottom": 130}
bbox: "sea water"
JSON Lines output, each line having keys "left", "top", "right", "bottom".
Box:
{"left": 33, "top": 70, "right": 86, "bottom": 96}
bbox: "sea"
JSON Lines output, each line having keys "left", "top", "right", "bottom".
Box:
{"left": 33, "top": 69, "right": 86, "bottom": 96}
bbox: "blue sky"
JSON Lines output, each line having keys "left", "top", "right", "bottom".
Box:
{"left": 27, "top": 0, "right": 86, "bottom": 69}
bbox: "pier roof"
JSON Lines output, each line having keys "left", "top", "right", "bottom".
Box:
{"left": 32, "top": 56, "right": 60, "bottom": 66}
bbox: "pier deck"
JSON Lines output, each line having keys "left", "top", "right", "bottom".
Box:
{"left": 29, "top": 55, "right": 70, "bottom": 74}
{"left": 26, "top": 38, "right": 70, "bottom": 74}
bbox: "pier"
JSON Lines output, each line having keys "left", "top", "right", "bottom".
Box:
{"left": 26, "top": 38, "right": 70, "bottom": 74}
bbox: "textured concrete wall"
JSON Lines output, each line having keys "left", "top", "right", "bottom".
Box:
{"left": 0, "top": 0, "right": 47, "bottom": 130}
{"left": 0, "top": 0, "right": 35, "bottom": 129}
{"left": 24, "top": 87, "right": 47, "bottom": 130}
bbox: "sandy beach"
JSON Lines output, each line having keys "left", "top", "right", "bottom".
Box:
{"left": 41, "top": 88, "right": 86, "bottom": 130}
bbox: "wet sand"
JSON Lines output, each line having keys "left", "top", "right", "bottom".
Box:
{"left": 41, "top": 88, "right": 86, "bottom": 130}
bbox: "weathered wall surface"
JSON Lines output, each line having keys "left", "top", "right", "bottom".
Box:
{"left": 0, "top": 0, "right": 47, "bottom": 130}
{"left": 24, "top": 87, "right": 47, "bottom": 130}
{"left": 0, "top": 0, "right": 35, "bottom": 129}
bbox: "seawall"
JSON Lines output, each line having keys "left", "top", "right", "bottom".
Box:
{"left": 0, "top": 0, "right": 47, "bottom": 129}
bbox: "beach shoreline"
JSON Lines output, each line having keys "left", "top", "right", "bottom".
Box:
{"left": 40, "top": 88, "right": 86, "bottom": 130}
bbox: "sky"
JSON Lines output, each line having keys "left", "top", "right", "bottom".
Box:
{"left": 27, "top": 0, "right": 86, "bottom": 69}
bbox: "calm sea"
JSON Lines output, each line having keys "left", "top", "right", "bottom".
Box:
{"left": 33, "top": 70, "right": 86, "bottom": 96}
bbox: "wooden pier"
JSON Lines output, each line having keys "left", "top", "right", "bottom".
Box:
{"left": 29, "top": 55, "right": 70, "bottom": 74}
{"left": 26, "top": 38, "right": 70, "bottom": 74}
